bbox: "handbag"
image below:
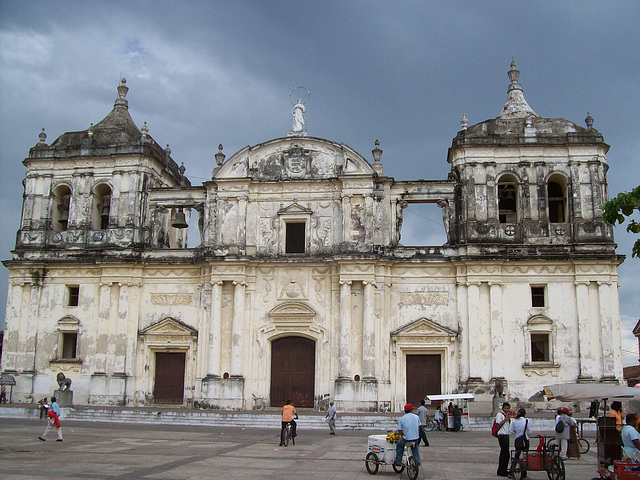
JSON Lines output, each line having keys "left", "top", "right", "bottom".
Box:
{"left": 491, "top": 419, "right": 500, "bottom": 437}
{"left": 514, "top": 419, "right": 529, "bottom": 451}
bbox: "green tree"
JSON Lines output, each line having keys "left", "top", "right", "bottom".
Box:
{"left": 603, "top": 185, "right": 640, "bottom": 258}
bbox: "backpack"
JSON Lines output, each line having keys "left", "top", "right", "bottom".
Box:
{"left": 491, "top": 419, "right": 500, "bottom": 437}
{"left": 555, "top": 419, "right": 565, "bottom": 433}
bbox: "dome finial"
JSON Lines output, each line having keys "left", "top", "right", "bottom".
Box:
{"left": 460, "top": 113, "right": 468, "bottom": 131}
{"left": 497, "top": 60, "right": 539, "bottom": 119}
{"left": 585, "top": 112, "right": 594, "bottom": 130}
{"left": 115, "top": 77, "right": 129, "bottom": 108}
{"left": 38, "top": 128, "right": 47, "bottom": 144}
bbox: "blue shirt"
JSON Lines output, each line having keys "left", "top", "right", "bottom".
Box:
{"left": 50, "top": 401, "right": 61, "bottom": 416}
{"left": 328, "top": 405, "right": 336, "bottom": 419}
{"left": 397, "top": 412, "right": 421, "bottom": 440}
{"left": 622, "top": 424, "right": 640, "bottom": 457}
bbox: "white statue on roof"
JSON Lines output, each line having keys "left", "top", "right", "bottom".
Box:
{"left": 288, "top": 87, "right": 309, "bottom": 136}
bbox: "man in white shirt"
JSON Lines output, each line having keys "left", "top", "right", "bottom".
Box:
{"left": 325, "top": 401, "right": 337, "bottom": 435}
{"left": 495, "top": 402, "right": 512, "bottom": 477}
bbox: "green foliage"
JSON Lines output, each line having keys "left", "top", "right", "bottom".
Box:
{"left": 603, "top": 186, "right": 640, "bottom": 258}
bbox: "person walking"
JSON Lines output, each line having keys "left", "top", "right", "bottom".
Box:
{"left": 609, "top": 401, "right": 624, "bottom": 432}
{"left": 0, "top": 384, "right": 7, "bottom": 403}
{"left": 509, "top": 408, "right": 532, "bottom": 477}
{"left": 495, "top": 401, "right": 512, "bottom": 477}
{"left": 325, "top": 401, "right": 337, "bottom": 435}
{"left": 393, "top": 404, "right": 421, "bottom": 468}
{"left": 38, "top": 396, "right": 62, "bottom": 441}
{"left": 416, "top": 400, "right": 430, "bottom": 446}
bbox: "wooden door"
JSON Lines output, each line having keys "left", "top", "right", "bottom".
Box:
{"left": 406, "top": 354, "right": 441, "bottom": 406}
{"left": 154, "top": 352, "right": 185, "bottom": 404}
{"left": 270, "top": 337, "right": 315, "bottom": 408}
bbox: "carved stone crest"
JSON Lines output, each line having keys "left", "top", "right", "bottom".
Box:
{"left": 282, "top": 146, "right": 311, "bottom": 179}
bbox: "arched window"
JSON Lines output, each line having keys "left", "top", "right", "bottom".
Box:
{"left": 52, "top": 185, "right": 72, "bottom": 232}
{"left": 497, "top": 174, "right": 518, "bottom": 224}
{"left": 92, "top": 184, "right": 112, "bottom": 229}
{"left": 547, "top": 175, "right": 567, "bottom": 223}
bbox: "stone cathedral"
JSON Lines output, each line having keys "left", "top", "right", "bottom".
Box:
{"left": 1, "top": 63, "right": 624, "bottom": 413}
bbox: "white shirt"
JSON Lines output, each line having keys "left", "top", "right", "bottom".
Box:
{"left": 622, "top": 424, "right": 640, "bottom": 458}
{"left": 509, "top": 417, "right": 532, "bottom": 439}
{"left": 496, "top": 411, "right": 511, "bottom": 435}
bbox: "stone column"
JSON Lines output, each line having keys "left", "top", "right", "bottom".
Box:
{"left": 575, "top": 281, "right": 593, "bottom": 380}
{"left": 230, "top": 281, "right": 245, "bottom": 376}
{"left": 110, "top": 171, "right": 123, "bottom": 226}
{"left": 467, "top": 281, "right": 483, "bottom": 379}
{"left": 196, "top": 283, "right": 211, "bottom": 380}
{"left": 456, "top": 281, "right": 470, "bottom": 382}
{"left": 489, "top": 282, "right": 504, "bottom": 378}
{"left": 338, "top": 280, "right": 352, "bottom": 378}
{"left": 208, "top": 281, "right": 223, "bottom": 377}
{"left": 95, "top": 282, "right": 111, "bottom": 373}
{"left": 237, "top": 195, "right": 248, "bottom": 248}
{"left": 342, "top": 194, "right": 352, "bottom": 243}
{"left": 113, "top": 283, "right": 130, "bottom": 373}
{"left": 598, "top": 281, "right": 615, "bottom": 377}
{"left": 362, "top": 281, "right": 375, "bottom": 378}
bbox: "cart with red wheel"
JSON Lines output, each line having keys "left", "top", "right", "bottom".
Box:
{"left": 510, "top": 435, "right": 565, "bottom": 480}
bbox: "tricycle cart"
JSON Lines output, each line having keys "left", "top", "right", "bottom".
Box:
{"left": 364, "top": 433, "right": 419, "bottom": 480}
{"left": 590, "top": 416, "right": 640, "bottom": 480}
{"left": 510, "top": 435, "right": 565, "bottom": 480}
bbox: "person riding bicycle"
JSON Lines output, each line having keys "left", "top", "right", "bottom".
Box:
{"left": 279, "top": 399, "right": 298, "bottom": 446}
{"left": 393, "top": 403, "right": 421, "bottom": 468}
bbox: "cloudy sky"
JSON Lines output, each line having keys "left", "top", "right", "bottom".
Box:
{"left": 1, "top": 1, "right": 638, "bottom": 366}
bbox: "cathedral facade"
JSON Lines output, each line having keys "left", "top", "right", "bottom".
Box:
{"left": 1, "top": 64, "right": 624, "bottom": 412}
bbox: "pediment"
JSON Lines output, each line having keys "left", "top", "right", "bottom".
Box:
{"left": 391, "top": 318, "right": 458, "bottom": 338}
{"left": 278, "top": 202, "right": 313, "bottom": 215}
{"left": 527, "top": 315, "right": 553, "bottom": 326}
{"left": 269, "top": 301, "right": 316, "bottom": 317}
{"left": 214, "top": 137, "right": 375, "bottom": 181}
{"left": 139, "top": 317, "right": 197, "bottom": 337}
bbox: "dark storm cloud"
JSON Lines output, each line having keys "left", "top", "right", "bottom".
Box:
{"left": 1, "top": 0, "right": 638, "bottom": 362}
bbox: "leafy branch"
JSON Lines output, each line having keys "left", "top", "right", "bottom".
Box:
{"left": 603, "top": 185, "right": 640, "bottom": 258}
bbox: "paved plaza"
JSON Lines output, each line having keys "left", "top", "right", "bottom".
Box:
{"left": 0, "top": 417, "right": 599, "bottom": 480}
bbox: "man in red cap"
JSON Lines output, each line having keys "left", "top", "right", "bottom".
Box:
{"left": 555, "top": 407, "right": 576, "bottom": 459}
{"left": 393, "top": 403, "right": 421, "bottom": 467}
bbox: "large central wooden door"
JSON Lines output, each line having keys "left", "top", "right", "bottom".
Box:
{"left": 406, "top": 354, "right": 441, "bottom": 406}
{"left": 154, "top": 352, "right": 186, "bottom": 404}
{"left": 270, "top": 337, "right": 315, "bottom": 407}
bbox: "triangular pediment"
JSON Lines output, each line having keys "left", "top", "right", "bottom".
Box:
{"left": 278, "top": 202, "right": 313, "bottom": 215}
{"left": 391, "top": 318, "right": 458, "bottom": 338}
{"left": 139, "top": 317, "right": 197, "bottom": 337}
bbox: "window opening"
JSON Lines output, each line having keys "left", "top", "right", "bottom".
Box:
{"left": 52, "top": 185, "right": 72, "bottom": 232}
{"left": 285, "top": 222, "right": 305, "bottom": 253}
{"left": 531, "top": 333, "right": 549, "bottom": 362}
{"left": 498, "top": 178, "right": 518, "bottom": 224}
{"left": 62, "top": 332, "right": 77, "bottom": 359}
{"left": 531, "top": 286, "right": 545, "bottom": 308}
{"left": 548, "top": 179, "right": 567, "bottom": 223}
{"left": 68, "top": 286, "right": 80, "bottom": 307}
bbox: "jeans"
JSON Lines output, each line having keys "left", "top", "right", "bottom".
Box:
{"left": 328, "top": 418, "right": 336, "bottom": 434}
{"left": 394, "top": 437, "right": 420, "bottom": 466}
{"left": 419, "top": 425, "right": 429, "bottom": 446}
{"left": 454, "top": 416, "right": 461, "bottom": 431}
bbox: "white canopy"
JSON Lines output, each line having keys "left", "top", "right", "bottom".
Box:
{"left": 426, "top": 393, "right": 475, "bottom": 401}
{"left": 543, "top": 383, "right": 640, "bottom": 402}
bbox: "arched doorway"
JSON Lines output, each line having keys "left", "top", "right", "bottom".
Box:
{"left": 270, "top": 336, "right": 315, "bottom": 407}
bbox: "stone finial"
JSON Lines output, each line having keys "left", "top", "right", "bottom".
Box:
{"left": 179, "top": 162, "right": 186, "bottom": 176}
{"left": 460, "top": 113, "right": 468, "bottom": 131}
{"left": 38, "top": 128, "right": 47, "bottom": 144}
{"left": 164, "top": 144, "right": 171, "bottom": 156}
{"left": 372, "top": 139, "right": 383, "bottom": 163}
{"left": 215, "top": 144, "right": 225, "bottom": 166}
{"left": 88, "top": 123, "right": 94, "bottom": 137}
{"left": 585, "top": 112, "right": 594, "bottom": 130}
{"left": 141, "top": 121, "right": 149, "bottom": 136}
{"left": 497, "top": 60, "right": 539, "bottom": 119}
{"left": 115, "top": 77, "right": 129, "bottom": 108}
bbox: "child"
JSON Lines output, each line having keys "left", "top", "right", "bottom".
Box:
{"left": 38, "top": 397, "right": 62, "bottom": 441}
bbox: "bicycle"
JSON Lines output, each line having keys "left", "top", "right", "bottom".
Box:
{"left": 427, "top": 417, "right": 444, "bottom": 432}
{"left": 282, "top": 421, "right": 295, "bottom": 447}
{"left": 547, "top": 435, "right": 590, "bottom": 454}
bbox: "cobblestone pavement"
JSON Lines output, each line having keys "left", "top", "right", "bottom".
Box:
{"left": 0, "top": 418, "right": 599, "bottom": 479}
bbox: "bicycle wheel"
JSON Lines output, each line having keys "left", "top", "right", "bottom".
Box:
{"left": 284, "top": 428, "right": 290, "bottom": 447}
{"left": 510, "top": 460, "right": 525, "bottom": 480}
{"left": 407, "top": 456, "right": 419, "bottom": 480}
{"left": 365, "top": 452, "right": 379, "bottom": 475}
{"left": 392, "top": 462, "right": 404, "bottom": 473}
{"left": 578, "top": 438, "right": 590, "bottom": 454}
{"left": 426, "top": 419, "right": 435, "bottom": 432}
{"left": 547, "top": 437, "right": 558, "bottom": 450}
{"left": 549, "top": 455, "right": 565, "bottom": 480}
